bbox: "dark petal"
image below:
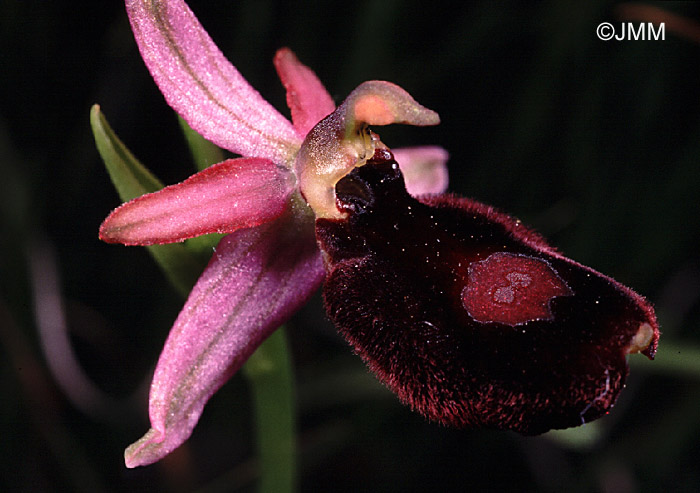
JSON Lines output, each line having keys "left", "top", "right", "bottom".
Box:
{"left": 317, "top": 151, "right": 659, "bottom": 435}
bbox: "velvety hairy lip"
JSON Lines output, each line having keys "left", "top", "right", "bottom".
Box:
{"left": 317, "top": 149, "right": 659, "bottom": 435}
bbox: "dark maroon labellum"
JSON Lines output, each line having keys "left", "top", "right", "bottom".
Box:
{"left": 316, "top": 149, "right": 659, "bottom": 435}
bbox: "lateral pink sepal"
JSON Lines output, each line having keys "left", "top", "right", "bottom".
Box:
{"left": 100, "top": 157, "right": 293, "bottom": 245}
{"left": 124, "top": 215, "right": 324, "bottom": 467}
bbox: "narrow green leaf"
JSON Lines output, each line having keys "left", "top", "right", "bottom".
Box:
{"left": 91, "top": 104, "right": 205, "bottom": 295}
{"left": 244, "top": 327, "right": 297, "bottom": 493}
{"left": 182, "top": 232, "right": 224, "bottom": 259}
{"left": 544, "top": 422, "right": 603, "bottom": 450}
{"left": 178, "top": 115, "right": 226, "bottom": 172}
{"left": 631, "top": 340, "right": 700, "bottom": 378}
{"left": 90, "top": 104, "right": 163, "bottom": 199}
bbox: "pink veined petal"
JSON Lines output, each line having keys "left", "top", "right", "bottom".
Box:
{"left": 126, "top": 0, "right": 301, "bottom": 164}
{"left": 124, "top": 213, "right": 325, "bottom": 468}
{"left": 100, "top": 157, "right": 294, "bottom": 245}
{"left": 273, "top": 48, "right": 336, "bottom": 137}
{"left": 393, "top": 146, "right": 449, "bottom": 196}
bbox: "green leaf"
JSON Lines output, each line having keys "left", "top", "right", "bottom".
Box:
{"left": 91, "top": 104, "right": 205, "bottom": 295}
{"left": 631, "top": 340, "right": 700, "bottom": 378}
{"left": 244, "top": 327, "right": 297, "bottom": 493}
{"left": 90, "top": 104, "right": 163, "bottom": 199}
{"left": 544, "top": 422, "right": 603, "bottom": 450}
{"left": 182, "top": 232, "right": 224, "bottom": 259}
{"left": 178, "top": 115, "right": 226, "bottom": 172}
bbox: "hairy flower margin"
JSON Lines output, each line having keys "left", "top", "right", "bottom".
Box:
{"left": 100, "top": 0, "right": 659, "bottom": 469}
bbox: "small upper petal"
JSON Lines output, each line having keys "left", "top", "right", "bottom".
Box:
{"left": 273, "top": 48, "right": 336, "bottom": 138}
{"left": 100, "top": 157, "right": 294, "bottom": 245}
{"left": 125, "top": 213, "right": 324, "bottom": 467}
{"left": 393, "top": 146, "right": 449, "bottom": 196}
{"left": 126, "top": 0, "right": 301, "bottom": 164}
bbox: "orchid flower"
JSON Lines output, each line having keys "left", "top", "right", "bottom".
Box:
{"left": 100, "top": 0, "right": 659, "bottom": 469}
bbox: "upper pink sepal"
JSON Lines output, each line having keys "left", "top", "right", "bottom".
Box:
{"left": 273, "top": 48, "right": 336, "bottom": 138}
{"left": 393, "top": 146, "right": 449, "bottom": 196}
{"left": 100, "top": 157, "right": 293, "bottom": 245}
{"left": 124, "top": 214, "right": 325, "bottom": 468}
{"left": 125, "top": 0, "right": 300, "bottom": 164}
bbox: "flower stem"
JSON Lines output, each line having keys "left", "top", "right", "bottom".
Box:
{"left": 243, "top": 327, "right": 296, "bottom": 493}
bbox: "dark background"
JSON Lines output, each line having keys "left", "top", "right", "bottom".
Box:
{"left": 2, "top": 1, "right": 700, "bottom": 491}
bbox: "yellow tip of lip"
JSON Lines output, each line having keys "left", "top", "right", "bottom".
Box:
{"left": 626, "top": 322, "right": 655, "bottom": 354}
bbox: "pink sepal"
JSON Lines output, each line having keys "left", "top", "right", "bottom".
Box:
{"left": 100, "top": 157, "right": 293, "bottom": 245}
{"left": 124, "top": 214, "right": 324, "bottom": 467}
{"left": 126, "top": 0, "right": 300, "bottom": 164}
